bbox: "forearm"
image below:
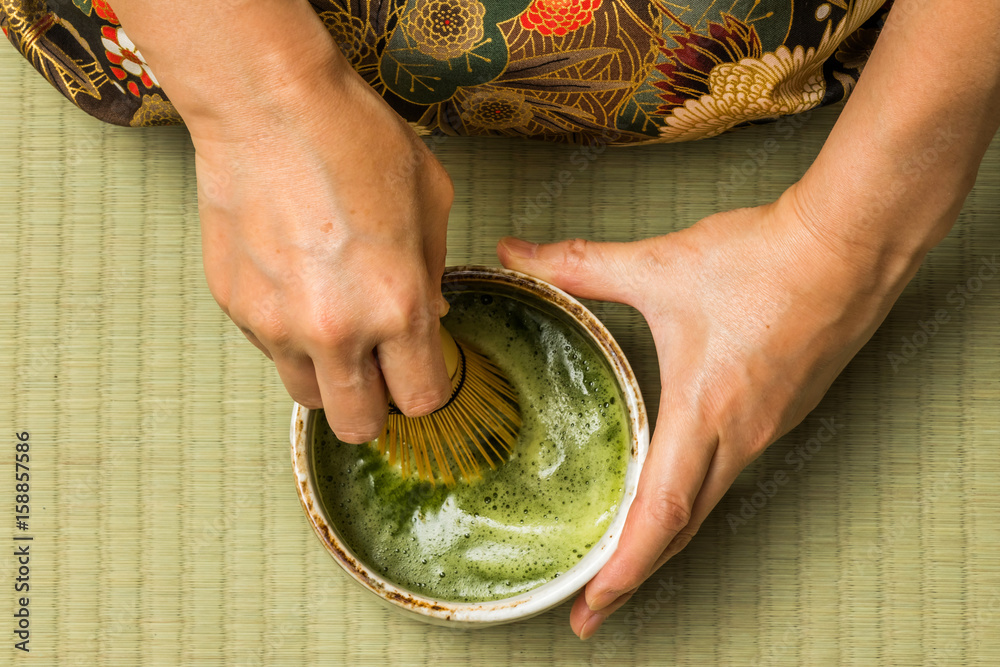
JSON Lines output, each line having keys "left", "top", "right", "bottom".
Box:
{"left": 109, "top": 0, "right": 349, "bottom": 135}
{"left": 791, "top": 0, "right": 1000, "bottom": 279}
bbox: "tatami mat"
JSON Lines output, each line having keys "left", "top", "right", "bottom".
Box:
{"left": 2, "top": 42, "right": 999, "bottom": 666}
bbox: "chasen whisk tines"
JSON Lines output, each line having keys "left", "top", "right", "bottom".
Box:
{"left": 376, "top": 330, "right": 520, "bottom": 486}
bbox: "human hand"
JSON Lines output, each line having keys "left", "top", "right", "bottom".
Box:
{"left": 498, "top": 186, "right": 927, "bottom": 638}
{"left": 192, "top": 54, "right": 455, "bottom": 442}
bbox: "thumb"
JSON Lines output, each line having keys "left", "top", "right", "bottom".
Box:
{"left": 497, "top": 236, "right": 643, "bottom": 304}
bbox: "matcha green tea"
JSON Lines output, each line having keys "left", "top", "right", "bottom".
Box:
{"left": 313, "top": 288, "right": 630, "bottom": 602}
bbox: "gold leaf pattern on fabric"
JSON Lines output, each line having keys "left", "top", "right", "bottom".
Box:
{"left": 317, "top": 0, "right": 404, "bottom": 97}
{"left": 1, "top": 0, "right": 894, "bottom": 143}
{"left": 2, "top": 0, "right": 103, "bottom": 102}
{"left": 319, "top": 10, "right": 375, "bottom": 65}
{"left": 408, "top": 0, "right": 488, "bottom": 60}
{"left": 129, "top": 92, "right": 182, "bottom": 127}
{"left": 460, "top": 88, "right": 535, "bottom": 128}
{"left": 496, "top": 46, "right": 620, "bottom": 79}
{"left": 476, "top": 0, "right": 657, "bottom": 141}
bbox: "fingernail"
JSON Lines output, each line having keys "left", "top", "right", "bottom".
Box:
{"left": 501, "top": 237, "right": 537, "bottom": 259}
{"left": 579, "top": 612, "right": 606, "bottom": 640}
{"left": 589, "top": 589, "right": 622, "bottom": 612}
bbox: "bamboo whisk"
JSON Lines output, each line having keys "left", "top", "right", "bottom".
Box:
{"left": 376, "top": 328, "right": 520, "bottom": 486}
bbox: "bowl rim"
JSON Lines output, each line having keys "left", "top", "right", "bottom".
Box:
{"left": 290, "top": 265, "right": 649, "bottom": 625}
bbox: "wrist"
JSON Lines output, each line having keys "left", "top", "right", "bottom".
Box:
{"left": 776, "top": 0, "right": 1000, "bottom": 293}
{"left": 173, "top": 40, "right": 352, "bottom": 142}
{"left": 114, "top": 0, "right": 351, "bottom": 140}
{"left": 796, "top": 127, "right": 976, "bottom": 259}
{"left": 772, "top": 180, "right": 938, "bottom": 299}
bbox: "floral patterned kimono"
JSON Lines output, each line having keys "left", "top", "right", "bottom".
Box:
{"left": 1, "top": 0, "right": 891, "bottom": 145}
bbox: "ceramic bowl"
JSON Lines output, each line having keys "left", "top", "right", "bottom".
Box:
{"left": 290, "top": 265, "right": 649, "bottom": 626}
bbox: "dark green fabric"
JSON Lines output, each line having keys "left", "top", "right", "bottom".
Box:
{"left": 2, "top": 0, "right": 891, "bottom": 144}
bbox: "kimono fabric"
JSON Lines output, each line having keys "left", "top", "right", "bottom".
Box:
{"left": 2, "top": 0, "right": 892, "bottom": 145}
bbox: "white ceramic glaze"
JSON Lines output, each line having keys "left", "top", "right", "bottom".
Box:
{"left": 290, "top": 266, "right": 649, "bottom": 626}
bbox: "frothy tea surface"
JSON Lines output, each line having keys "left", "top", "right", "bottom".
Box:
{"left": 314, "top": 289, "right": 629, "bottom": 602}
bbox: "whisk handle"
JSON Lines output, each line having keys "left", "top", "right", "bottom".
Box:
{"left": 439, "top": 326, "right": 460, "bottom": 382}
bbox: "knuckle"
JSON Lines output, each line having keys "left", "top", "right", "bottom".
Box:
{"left": 543, "top": 238, "right": 592, "bottom": 291}
{"left": 613, "top": 570, "right": 648, "bottom": 598}
{"left": 383, "top": 290, "right": 437, "bottom": 336}
{"left": 755, "top": 408, "right": 786, "bottom": 447}
{"left": 325, "top": 359, "right": 386, "bottom": 407}
{"left": 665, "top": 527, "right": 698, "bottom": 559}
{"left": 636, "top": 242, "right": 666, "bottom": 281}
{"left": 325, "top": 365, "right": 374, "bottom": 393}
{"left": 267, "top": 328, "right": 293, "bottom": 352}
{"left": 645, "top": 488, "right": 692, "bottom": 536}
{"left": 383, "top": 299, "right": 417, "bottom": 335}
{"left": 302, "top": 310, "right": 352, "bottom": 348}
{"left": 243, "top": 304, "right": 290, "bottom": 349}
{"left": 360, "top": 358, "right": 384, "bottom": 383}
{"left": 747, "top": 422, "right": 782, "bottom": 461}
{"left": 725, "top": 411, "right": 784, "bottom": 467}
{"left": 561, "top": 238, "right": 590, "bottom": 273}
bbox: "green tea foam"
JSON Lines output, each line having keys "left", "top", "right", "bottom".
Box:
{"left": 314, "top": 289, "right": 629, "bottom": 602}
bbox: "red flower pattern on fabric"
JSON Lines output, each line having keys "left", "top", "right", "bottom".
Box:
{"left": 93, "top": 0, "right": 120, "bottom": 25}
{"left": 519, "top": 0, "right": 602, "bottom": 37}
{"left": 101, "top": 25, "right": 159, "bottom": 97}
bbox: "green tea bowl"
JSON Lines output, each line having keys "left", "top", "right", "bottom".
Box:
{"left": 290, "top": 266, "right": 649, "bottom": 626}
